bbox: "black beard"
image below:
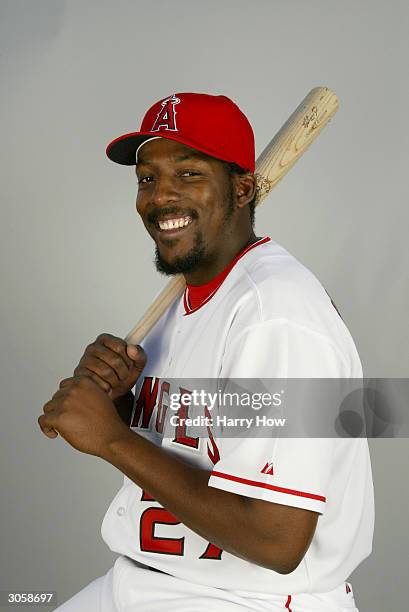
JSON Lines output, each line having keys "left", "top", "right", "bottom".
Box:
{"left": 154, "top": 229, "right": 208, "bottom": 276}
{"left": 154, "top": 182, "right": 235, "bottom": 277}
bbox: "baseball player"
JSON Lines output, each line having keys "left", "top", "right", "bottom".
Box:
{"left": 39, "top": 93, "right": 374, "bottom": 611}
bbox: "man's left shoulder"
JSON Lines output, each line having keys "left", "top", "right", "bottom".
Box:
{"left": 241, "top": 241, "right": 333, "bottom": 324}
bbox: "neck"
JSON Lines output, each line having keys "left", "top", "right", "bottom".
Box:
{"left": 183, "top": 231, "right": 259, "bottom": 286}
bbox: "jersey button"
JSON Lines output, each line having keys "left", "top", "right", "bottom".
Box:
{"left": 116, "top": 506, "right": 126, "bottom": 517}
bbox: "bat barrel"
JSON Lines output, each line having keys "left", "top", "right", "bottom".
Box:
{"left": 255, "top": 87, "right": 339, "bottom": 203}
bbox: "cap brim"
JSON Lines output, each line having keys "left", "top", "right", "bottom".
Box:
{"left": 106, "top": 132, "right": 161, "bottom": 165}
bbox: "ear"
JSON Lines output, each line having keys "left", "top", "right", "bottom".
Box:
{"left": 233, "top": 173, "right": 257, "bottom": 209}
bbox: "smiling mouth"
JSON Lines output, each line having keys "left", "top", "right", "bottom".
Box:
{"left": 155, "top": 215, "right": 194, "bottom": 235}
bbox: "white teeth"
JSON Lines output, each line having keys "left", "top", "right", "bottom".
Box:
{"left": 158, "top": 216, "right": 192, "bottom": 231}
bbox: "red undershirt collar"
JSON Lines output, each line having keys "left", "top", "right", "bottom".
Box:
{"left": 183, "top": 236, "right": 271, "bottom": 315}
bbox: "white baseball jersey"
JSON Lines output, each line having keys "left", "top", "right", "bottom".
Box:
{"left": 101, "top": 237, "right": 374, "bottom": 602}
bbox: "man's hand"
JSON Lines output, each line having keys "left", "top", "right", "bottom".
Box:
{"left": 71, "top": 333, "right": 147, "bottom": 401}
{"left": 38, "top": 376, "right": 133, "bottom": 456}
{"left": 38, "top": 333, "right": 147, "bottom": 444}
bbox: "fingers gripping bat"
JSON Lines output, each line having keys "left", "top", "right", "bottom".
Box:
{"left": 125, "top": 86, "right": 339, "bottom": 345}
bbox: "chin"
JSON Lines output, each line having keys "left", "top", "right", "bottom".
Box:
{"left": 154, "top": 242, "right": 206, "bottom": 276}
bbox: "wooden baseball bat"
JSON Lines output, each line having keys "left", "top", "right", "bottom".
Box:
{"left": 125, "top": 86, "right": 339, "bottom": 345}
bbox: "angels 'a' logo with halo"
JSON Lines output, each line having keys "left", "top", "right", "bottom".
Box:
{"left": 151, "top": 94, "right": 180, "bottom": 132}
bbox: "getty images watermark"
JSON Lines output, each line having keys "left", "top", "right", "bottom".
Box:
{"left": 168, "top": 387, "right": 286, "bottom": 429}
{"left": 131, "top": 378, "right": 409, "bottom": 438}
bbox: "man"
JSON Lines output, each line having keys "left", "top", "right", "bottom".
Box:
{"left": 39, "top": 93, "right": 374, "bottom": 611}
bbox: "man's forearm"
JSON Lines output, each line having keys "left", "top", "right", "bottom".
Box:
{"left": 102, "top": 429, "right": 286, "bottom": 572}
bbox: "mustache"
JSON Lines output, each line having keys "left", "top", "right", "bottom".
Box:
{"left": 147, "top": 207, "right": 198, "bottom": 225}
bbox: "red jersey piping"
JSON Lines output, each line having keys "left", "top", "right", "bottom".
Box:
{"left": 211, "top": 471, "right": 326, "bottom": 503}
{"left": 183, "top": 236, "right": 271, "bottom": 316}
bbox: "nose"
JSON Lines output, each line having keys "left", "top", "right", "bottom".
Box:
{"left": 150, "top": 174, "right": 180, "bottom": 207}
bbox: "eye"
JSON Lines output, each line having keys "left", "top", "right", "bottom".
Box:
{"left": 137, "top": 175, "right": 154, "bottom": 184}
{"left": 179, "top": 170, "right": 201, "bottom": 178}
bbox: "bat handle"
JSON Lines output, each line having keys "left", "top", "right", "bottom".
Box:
{"left": 124, "top": 275, "right": 186, "bottom": 345}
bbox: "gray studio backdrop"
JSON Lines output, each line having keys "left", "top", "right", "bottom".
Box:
{"left": 1, "top": 1, "right": 408, "bottom": 610}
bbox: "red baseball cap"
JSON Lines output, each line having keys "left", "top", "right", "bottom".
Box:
{"left": 106, "top": 92, "right": 255, "bottom": 172}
